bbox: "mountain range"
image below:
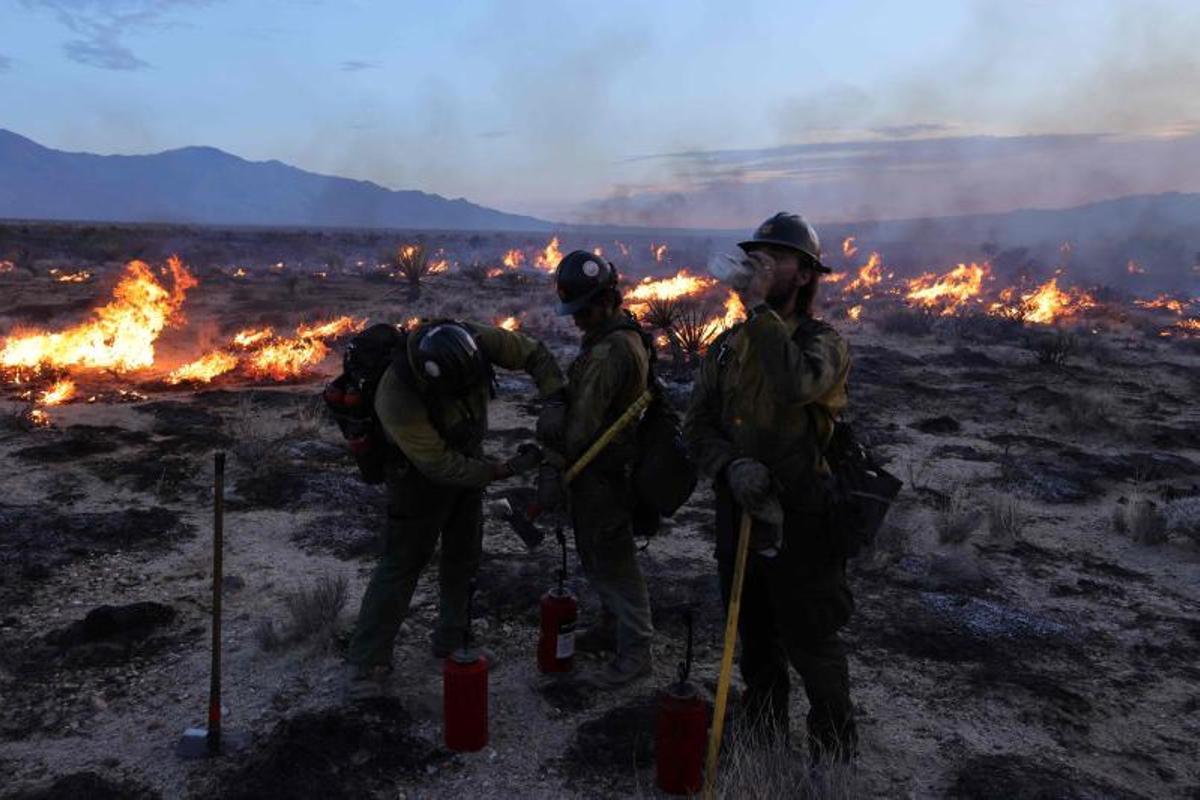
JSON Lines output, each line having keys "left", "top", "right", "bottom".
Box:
{"left": 0, "top": 129, "right": 551, "bottom": 232}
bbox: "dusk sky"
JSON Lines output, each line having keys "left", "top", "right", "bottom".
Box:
{"left": 2, "top": 0, "right": 1199, "bottom": 227}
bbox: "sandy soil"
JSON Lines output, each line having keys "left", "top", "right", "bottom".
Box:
{"left": 1, "top": 269, "right": 1198, "bottom": 799}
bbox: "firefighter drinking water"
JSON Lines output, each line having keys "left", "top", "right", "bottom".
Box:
{"left": 346, "top": 320, "right": 565, "bottom": 699}
{"left": 684, "top": 212, "right": 857, "bottom": 761}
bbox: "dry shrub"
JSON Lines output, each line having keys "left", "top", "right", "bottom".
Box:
{"left": 460, "top": 261, "right": 490, "bottom": 286}
{"left": 935, "top": 486, "right": 979, "bottom": 545}
{"left": 225, "top": 395, "right": 300, "bottom": 474}
{"left": 872, "top": 517, "right": 913, "bottom": 560}
{"left": 986, "top": 493, "right": 1024, "bottom": 543}
{"left": 1027, "top": 330, "right": 1077, "bottom": 366}
{"left": 1058, "top": 391, "right": 1117, "bottom": 435}
{"left": 256, "top": 573, "right": 349, "bottom": 652}
{"left": 709, "top": 724, "right": 858, "bottom": 800}
{"left": 1164, "top": 496, "right": 1200, "bottom": 546}
{"left": 942, "top": 312, "right": 1025, "bottom": 344}
{"left": 1113, "top": 497, "right": 1167, "bottom": 545}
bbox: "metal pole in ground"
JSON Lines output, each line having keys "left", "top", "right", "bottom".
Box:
{"left": 208, "top": 451, "right": 225, "bottom": 756}
{"left": 703, "top": 511, "right": 753, "bottom": 799}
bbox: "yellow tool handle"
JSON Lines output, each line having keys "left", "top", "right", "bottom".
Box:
{"left": 563, "top": 389, "right": 654, "bottom": 485}
{"left": 704, "top": 511, "right": 753, "bottom": 800}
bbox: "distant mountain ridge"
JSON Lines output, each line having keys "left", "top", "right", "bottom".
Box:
{"left": 0, "top": 129, "right": 552, "bottom": 232}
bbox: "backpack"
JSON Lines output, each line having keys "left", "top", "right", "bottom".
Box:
{"left": 820, "top": 418, "right": 903, "bottom": 558}
{"left": 323, "top": 323, "right": 407, "bottom": 484}
{"left": 612, "top": 317, "right": 699, "bottom": 532}
{"left": 324, "top": 321, "right": 499, "bottom": 484}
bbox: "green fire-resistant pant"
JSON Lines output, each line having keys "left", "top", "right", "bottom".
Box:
{"left": 569, "top": 466, "right": 654, "bottom": 653}
{"left": 348, "top": 470, "right": 483, "bottom": 667}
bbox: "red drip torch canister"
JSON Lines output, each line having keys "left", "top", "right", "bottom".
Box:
{"left": 539, "top": 525, "right": 577, "bottom": 673}
{"left": 655, "top": 609, "right": 708, "bottom": 796}
{"left": 443, "top": 648, "right": 489, "bottom": 752}
{"left": 655, "top": 680, "right": 709, "bottom": 795}
{"left": 538, "top": 587, "right": 577, "bottom": 673}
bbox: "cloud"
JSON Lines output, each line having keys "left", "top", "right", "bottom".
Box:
{"left": 575, "top": 132, "right": 1200, "bottom": 228}
{"left": 22, "top": 0, "right": 216, "bottom": 71}
{"left": 339, "top": 59, "right": 379, "bottom": 72}
{"left": 0, "top": 54, "right": 12, "bottom": 72}
{"left": 478, "top": 130, "right": 509, "bottom": 140}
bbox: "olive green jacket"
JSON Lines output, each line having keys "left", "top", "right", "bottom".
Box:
{"left": 563, "top": 313, "right": 651, "bottom": 468}
{"left": 374, "top": 322, "right": 565, "bottom": 488}
{"left": 683, "top": 307, "right": 849, "bottom": 491}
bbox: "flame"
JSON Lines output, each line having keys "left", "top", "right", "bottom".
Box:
{"left": 496, "top": 316, "right": 520, "bottom": 331}
{"left": 847, "top": 305, "right": 863, "bottom": 321}
{"left": 842, "top": 252, "right": 885, "bottom": 294}
{"left": 626, "top": 270, "right": 716, "bottom": 305}
{"left": 403, "top": 316, "right": 421, "bottom": 329}
{"left": 39, "top": 378, "right": 77, "bottom": 406}
{"left": 295, "top": 316, "right": 366, "bottom": 340}
{"left": 1135, "top": 295, "right": 1187, "bottom": 315}
{"left": 533, "top": 237, "right": 563, "bottom": 272}
{"left": 905, "top": 262, "right": 990, "bottom": 315}
{"left": 0, "top": 257, "right": 195, "bottom": 373}
{"left": 486, "top": 267, "right": 505, "bottom": 279}
{"left": 27, "top": 408, "right": 51, "bottom": 427}
{"left": 232, "top": 327, "right": 274, "bottom": 348}
{"left": 0, "top": 260, "right": 13, "bottom": 273}
{"left": 502, "top": 249, "right": 525, "bottom": 270}
{"left": 700, "top": 291, "right": 747, "bottom": 342}
{"left": 166, "top": 351, "right": 239, "bottom": 385}
{"left": 313, "top": 271, "right": 328, "bottom": 280}
{"left": 842, "top": 237, "right": 858, "bottom": 259}
{"left": 1127, "top": 259, "right": 1145, "bottom": 275}
{"left": 593, "top": 246, "right": 604, "bottom": 257}
{"left": 990, "top": 277, "right": 1096, "bottom": 325}
{"left": 232, "top": 267, "right": 247, "bottom": 278}
{"left": 244, "top": 338, "right": 330, "bottom": 381}
{"left": 651, "top": 243, "right": 668, "bottom": 263}
{"left": 825, "top": 272, "right": 847, "bottom": 284}
{"left": 428, "top": 259, "right": 450, "bottom": 274}
{"left": 52, "top": 269, "right": 91, "bottom": 283}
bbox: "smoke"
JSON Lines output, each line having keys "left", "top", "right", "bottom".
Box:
{"left": 577, "top": 0, "right": 1200, "bottom": 230}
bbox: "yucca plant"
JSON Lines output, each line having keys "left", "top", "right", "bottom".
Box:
{"left": 674, "top": 300, "right": 718, "bottom": 365}
{"left": 391, "top": 244, "right": 432, "bottom": 300}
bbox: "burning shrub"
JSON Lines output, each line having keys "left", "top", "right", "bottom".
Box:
{"left": 1112, "top": 497, "right": 1167, "bottom": 545}
{"left": 935, "top": 486, "right": 980, "bottom": 545}
{"left": 1027, "top": 329, "right": 1077, "bottom": 366}
{"left": 878, "top": 308, "right": 935, "bottom": 337}
{"left": 390, "top": 244, "right": 433, "bottom": 299}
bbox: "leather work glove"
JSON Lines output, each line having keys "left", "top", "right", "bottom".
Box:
{"left": 536, "top": 389, "right": 568, "bottom": 447}
{"left": 504, "top": 443, "right": 544, "bottom": 477}
{"left": 725, "top": 457, "right": 773, "bottom": 510}
{"left": 536, "top": 462, "right": 566, "bottom": 512}
{"left": 749, "top": 494, "right": 784, "bottom": 558}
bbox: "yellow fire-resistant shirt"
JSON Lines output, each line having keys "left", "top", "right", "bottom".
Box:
{"left": 683, "top": 307, "right": 850, "bottom": 490}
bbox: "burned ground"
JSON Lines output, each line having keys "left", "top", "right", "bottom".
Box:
{"left": 0, "top": 256, "right": 1198, "bottom": 798}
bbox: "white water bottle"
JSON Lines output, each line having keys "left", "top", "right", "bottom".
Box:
{"left": 707, "top": 252, "right": 753, "bottom": 289}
